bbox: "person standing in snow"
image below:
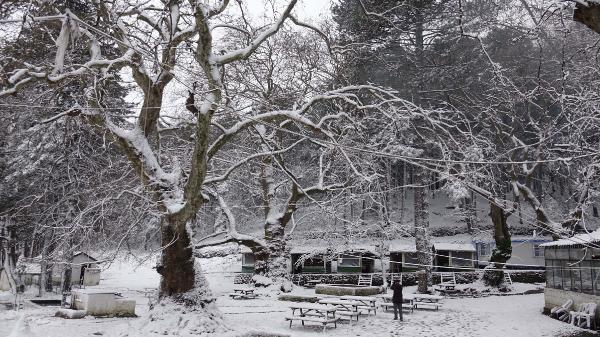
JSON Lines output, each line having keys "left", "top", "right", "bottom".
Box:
{"left": 391, "top": 279, "right": 403, "bottom": 321}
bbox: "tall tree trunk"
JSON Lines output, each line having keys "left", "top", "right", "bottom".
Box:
{"left": 60, "top": 248, "right": 73, "bottom": 306}
{"left": 158, "top": 217, "right": 196, "bottom": 297}
{"left": 414, "top": 165, "right": 432, "bottom": 292}
{"left": 483, "top": 202, "right": 512, "bottom": 286}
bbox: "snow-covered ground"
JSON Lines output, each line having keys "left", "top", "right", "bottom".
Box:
{"left": 0, "top": 255, "right": 594, "bottom": 337}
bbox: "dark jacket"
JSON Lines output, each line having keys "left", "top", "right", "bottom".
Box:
{"left": 390, "top": 282, "right": 403, "bottom": 304}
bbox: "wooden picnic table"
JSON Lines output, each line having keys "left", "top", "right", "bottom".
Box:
{"left": 405, "top": 293, "right": 444, "bottom": 310}
{"left": 340, "top": 295, "right": 378, "bottom": 315}
{"left": 318, "top": 298, "right": 361, "bottom": 322}
{"left": 380, "top": 294, "right": 414, "bottom": 313}
{"left": 229, "top": 287, "right": 257, "bottom": 299}
{"left": 304, "top": 279, "right": 322, "bottom": 288}
{"left": 286, "top": 303, "right": 339, "bottom": 331}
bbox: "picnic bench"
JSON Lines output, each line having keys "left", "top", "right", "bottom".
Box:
{"left": 379, "top": 294, "right": 414, "bottom": 313}
{"left": 286, "top": 303, "right": 339, "bottom": 331}
{"left": 304, "top": 279, "right": 322, "bottom": 288}
{"left": 406, "top": 293, "right": 444, "bottom": 310}
{"left": 318, "top": 298, "right": 361, "bottom": 322}
{"left": 434, "top": 273, "right": 457, "bottom": 292}
{"left": 228, "top": 287, "right": 257, "bottom": 299}
{"left": 340, "top": 295, "right": 378, "bottom": 315}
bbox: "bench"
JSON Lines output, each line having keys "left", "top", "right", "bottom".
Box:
{"left": 413, "top": 301, "right": 443, "bottom": 310}
{"left": 336, "top": 310, "right": 360, "bottom": 322}
{"left": 380, "top": 302, "right": 414, "bottom": 313}
{"left": 357, "top": 305, "right": 377, "bottom": 315}
{"left": 434, "top": 273, "right": 457, "bottom": 292}
{"left": 285, "top": 316, "right": 338, "bottom": 331}
{"left": 228, "top": 292, "right": 256, "bottom": 299}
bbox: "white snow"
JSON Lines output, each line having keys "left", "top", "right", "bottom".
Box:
{"left": 541, "top": 228, "right": 600, "bottom": 247}
{"left": 432, "top": 243, "right": 477, "bottom": 252}
{"left": 0, "top": 254, "right": 590, "bottom": 337}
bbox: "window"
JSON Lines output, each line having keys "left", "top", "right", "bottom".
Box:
{"left": 451, "top": 251, "right": 474, "bottom": 267}
{"left": 478, "top": 243, "right": 494, "bottom": 257}
{"left": 304, "top": 256, "right": 324, "bottom": 267}
{"left": 533, "top": 244, "right": 544, "bottom": 257}
{"left": 242, "top": 253, "right": 255, "bottom": 266}
{"left": 339, "top": 254, "right": 360, "bottom": 267}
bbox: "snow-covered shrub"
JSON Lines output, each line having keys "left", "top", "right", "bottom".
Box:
{"left": 252, "top": 275, "right": 273, "bottom": 287}
{"left": 280, "top": 279, "right": 293, "bottom": 293}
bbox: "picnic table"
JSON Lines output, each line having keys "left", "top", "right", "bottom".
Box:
{"left": 228, "top": 287, "right": 257, "bottom": 299}
{"left": 379, "top": 294, "right": 414, "bottom": 313}
{"left": 304, "top": 279, "right": 322, "bottom": 288}
{"left": 318, "top": 298, "right": 361, "bottom": 321}
{"left": 405, "top": 293, "right": 444, "bottom": 310}
{"left": 286, "top": 303, "right": 339, "bottom": 331}
{"left": 340, "top": 295, "right": 378, "bottom": 315}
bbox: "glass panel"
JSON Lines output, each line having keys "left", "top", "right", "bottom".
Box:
{"left": 570, "top": 248, "right": 585, "bottom": 261}
{"left": 556, "top": 248, "right": 569, "bottom": 259}
{"left": 304, "top": 256, "right": 324, "bottom": 267}
{"left": 545, "top": 260, "right": 554, "bottom": 288}
{"left": 581, "top": 262, "right": 593, "bottom": 295}
{"left": 561, "top": 260, "right": 571, "bottom": 291}
{"left": 339, "top": 255, "right": 360, "bottom": 267}
{"left": 243, "top": 253, "right": 255, "bottom": 265}
{"left": 571, "top": 263, "right": 582, "bottom": 292}
{"left": 593, "top": 261, "right": 600, "bottom": 296}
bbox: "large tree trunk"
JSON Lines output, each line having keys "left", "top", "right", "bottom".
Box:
{"left": 483, "top": 202, "right": 512, "bottom": 286}
{"left": 254, "top": 221, "right": 287, "bottom": 279}
{"left": 158, "top": 217, "right": 196, "bottom": 297}
{"left": 414, "top": 165, "right": 432, "bottom": 292}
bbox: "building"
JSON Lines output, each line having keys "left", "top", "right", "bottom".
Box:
{"left": 474, "top": 235, "right": 552, "bottom": 269}
{"left": 234, "top": 233, "right": 549, "bottom": 275}
{"left": 541, "top": 230, "right": 600, "bottom": 325}
{"left": 51, "top": 252, "right": 101, "bottom": 286}
{"left": 433, "top": 243, "right": 476, "bottom": 271}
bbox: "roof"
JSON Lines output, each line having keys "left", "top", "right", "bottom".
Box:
{"left": 389, "top": 238, "right": 416, "bottom": 253}
{"left": 289, "top": 243, "right": 378, "bottom": 255}
{"left": 73, "top": 251, "right": 97, "bottom": 261}
{"left": 433, "top": 243, "right": 476, "bottom": 252}
{"left": 540, "top": 229, "right": 600, "bottom": 248}
{"left": 16, "top": 257, "right": 41, "bottom": 274}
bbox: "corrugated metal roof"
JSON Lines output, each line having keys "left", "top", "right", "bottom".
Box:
{"left": 540, "top": 229, "right": 600, "bottom": 248}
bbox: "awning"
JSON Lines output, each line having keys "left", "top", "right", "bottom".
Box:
{"left": 433, "top": 243, "right": 476, "bottom": 252}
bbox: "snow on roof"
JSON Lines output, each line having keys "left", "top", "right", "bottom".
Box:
{"left": 540, "top": 229, "right": 600, "bottom": 248}
{"left": 433, "top": 243, "right": 476, "bottom": 252}
{"left": 74, "top": 251, "right": 97, "bottom": 261}
{"left": 290, "top": 246, "right": 328, "bottom": 254}
{"left": 389, "top": 238, "right": 416, "bottom": 252}
{"left": 16, "top": 257, "right": 41, "bottom": 274}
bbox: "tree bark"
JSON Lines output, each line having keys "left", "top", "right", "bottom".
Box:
{"left": 483, "top": 202, "right": 512, "bottom": 286}
{"left": 158, "top": 217, "right": 196, "bottom": 297}
{"left": 414, "top": 165, "right": 432, "bottom": 292}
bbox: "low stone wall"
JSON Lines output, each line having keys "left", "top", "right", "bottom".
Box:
{"left": 315, "top": 284, "right": 382, "bottom": 296}
{"left": 234, "top": 273, "right": 253, "bottom": 284}
{"left": 544, "top": 288, "right": 600, "bottom": 326}
{"left": 291, "top": 270, "right": 545, "bottom": 286}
